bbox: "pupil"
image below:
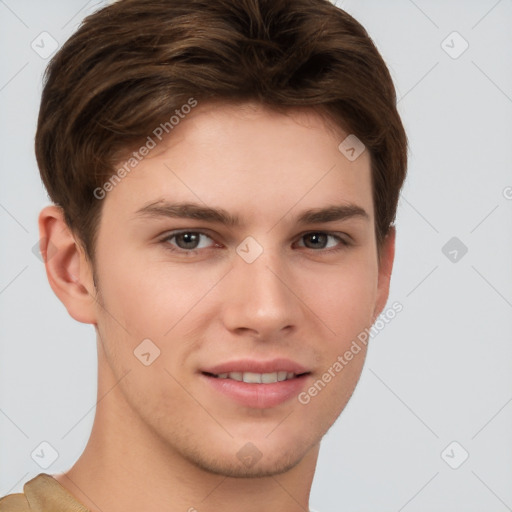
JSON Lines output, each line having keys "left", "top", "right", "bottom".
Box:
{"left": 178, "top": 232, "right": 199, "bottom": 249}
{"left": 306, "top": 233, "right": 326, "bottom": 249}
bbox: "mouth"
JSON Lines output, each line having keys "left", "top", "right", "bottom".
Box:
{"left": 199, "top": 360, "right": 312, "bottom": 408}
{"left": 202, "top": 370, "right": 309, "bottom": 383}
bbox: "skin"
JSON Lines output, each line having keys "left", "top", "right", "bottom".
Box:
{"left": 40, "top": 101, "right": 395, "bottom": 512}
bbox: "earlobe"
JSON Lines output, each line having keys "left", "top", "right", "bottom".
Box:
{"left": 38, "top": 205, "right": 97, "bottom": 324}
{"left": 373, "top": 227, "right": 396, "bottom": 321}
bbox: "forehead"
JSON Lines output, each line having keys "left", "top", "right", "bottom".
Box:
{"left": 102, "top": 102, "right": 374, "bottom": 225}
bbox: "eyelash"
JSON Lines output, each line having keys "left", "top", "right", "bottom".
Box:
{"left": 159, "top": 230, "right": 351, "bottom": 255}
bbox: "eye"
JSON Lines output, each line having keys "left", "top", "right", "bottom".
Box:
{"left": 162, "top": 230, "right": 218, "bottom": 252}
{"left": 295, "top": 232, "right": 348, "bottom": 251}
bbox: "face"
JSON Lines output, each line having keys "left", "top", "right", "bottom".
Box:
{"left": 87, "top": 102, "right": 392, "bottom": 477}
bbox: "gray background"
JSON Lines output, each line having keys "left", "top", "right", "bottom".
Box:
{"left": 1, "top": 1, "right": 511, "bottom": 511}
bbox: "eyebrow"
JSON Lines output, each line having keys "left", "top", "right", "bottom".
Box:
{"left": 134, "top": 201, "right": 241, "bottom": 226}
{"left": 133, "top": 201, "right": 369, "bottom": 226}
{"left": 296, "top": 204, "right": 368, "bottom": 224}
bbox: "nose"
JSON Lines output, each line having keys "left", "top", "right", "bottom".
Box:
{"left": 219, "top": 247, "right": 303, "bottom": 340}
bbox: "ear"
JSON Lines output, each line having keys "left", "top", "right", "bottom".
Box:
{"left": 38, "top": 205, "right": 97, "bottom": 324}
{"left": 373, "top": 226, "right": 396, "bottom": 321}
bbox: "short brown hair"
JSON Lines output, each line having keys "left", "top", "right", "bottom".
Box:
{"left": 36, "top": 0, "right": 407, "bottom": 262}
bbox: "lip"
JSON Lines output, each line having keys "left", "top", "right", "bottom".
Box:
{"left": 199, "top": 358, "right": 311, "bottom": 409}
{"left": 201, "top": 358, "right": 309, "bottom": 375}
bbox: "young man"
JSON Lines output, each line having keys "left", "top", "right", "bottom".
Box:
{"left": 0, "top": 0, "right": 407, "bottom": 510}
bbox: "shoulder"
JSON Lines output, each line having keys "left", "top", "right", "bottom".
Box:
{"left": 0, "top": 473, "right": 90, "bottom": 512}
{"left": 0, "top": 492, "right": 30, "bottom": 512}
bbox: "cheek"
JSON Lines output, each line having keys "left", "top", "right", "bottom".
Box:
{"left": 93, "top": 249, "right": 224, "bottom": 359}
{"left": 302, "top": 256, "right": 377, "bottom": 419}
{"left": 304, "top": 257, "right": 379, "bottom": 340}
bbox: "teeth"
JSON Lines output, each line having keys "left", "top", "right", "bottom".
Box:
{"left": 214, "top": 371, "right": 297, "bottom": 383}
{"left": 243, "top": 372, "right": 262, "bottom": 383}
{"left": 261, "top": 372, "right": 277, "bottom": 383}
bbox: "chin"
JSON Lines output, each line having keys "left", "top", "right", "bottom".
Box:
{"left": 185, "top": 444, "right": 306, "bottom": 478}
{"left": 164, "top": 421, "right": 318, "bottom": 478}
